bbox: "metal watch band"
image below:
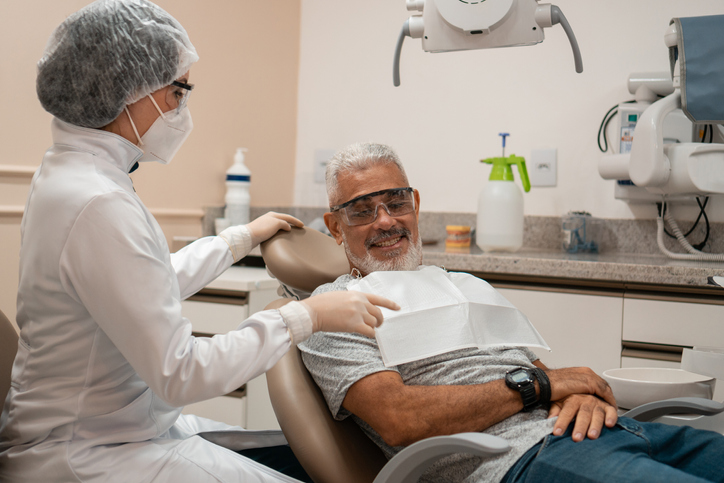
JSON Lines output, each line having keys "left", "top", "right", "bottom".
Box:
{"left": 506, "top": 368, "right": 539, "bottom": 412}
{"left": 519, "top": 380, "right": 538, "bottom": 411}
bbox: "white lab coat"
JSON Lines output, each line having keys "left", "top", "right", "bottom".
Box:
{"left": 0, "top": 119, "right": 305, "bottom": 482}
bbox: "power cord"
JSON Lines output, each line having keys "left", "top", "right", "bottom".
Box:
{"left": 597, "top": 100, "right": 636, "bottom": 153}
{"left": 657, "top": 197, "right": 710, "bottom": 250}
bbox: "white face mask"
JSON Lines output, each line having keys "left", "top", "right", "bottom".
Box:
{"left": 125, "top": 95, "right": 193, "bottom": 165}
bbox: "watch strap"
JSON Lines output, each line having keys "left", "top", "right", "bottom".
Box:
{"left": 533, "top": 368, "right": 551, "bottom": 408}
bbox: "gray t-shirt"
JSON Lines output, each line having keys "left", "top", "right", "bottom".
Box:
{"left": 299, "top": 271, "right": 556, "bottom": 483}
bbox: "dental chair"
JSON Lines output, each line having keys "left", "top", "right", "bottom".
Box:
{"left": 260, "top": 227, "right": 510, "bottom": 483}
{"left": 260, "top": 227, "right": 724, "bottom": 482}
{"left": 1, "top": 309, "right": 19, "bottom": 408}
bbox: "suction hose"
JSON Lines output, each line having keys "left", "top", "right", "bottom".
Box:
{"left": 657, "top": 211, "right": 724, "bottom": 262}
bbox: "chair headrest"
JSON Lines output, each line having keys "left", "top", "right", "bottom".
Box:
{"left": 260, "top": 226, "right": 350, "bottom": 294}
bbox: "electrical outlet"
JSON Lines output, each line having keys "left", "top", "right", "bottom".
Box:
{"left": 314, "top": 149, "right": 335, "bottom": 184}
{"left": 529, "top": 148, "right": 557, "bottom": 187}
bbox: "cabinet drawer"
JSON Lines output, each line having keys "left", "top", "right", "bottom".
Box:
{"left": 182, "top": 300, "right": 249, "bottom": 335}
{"left": 622, "top": 297, "right": 724, "bottom": 348}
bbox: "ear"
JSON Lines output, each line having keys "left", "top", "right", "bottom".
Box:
{"left": 413, "top": 189, "right": 421, "bottom": 219}
{"left": 324, "top": 212, "right": 345, "bottom": 245}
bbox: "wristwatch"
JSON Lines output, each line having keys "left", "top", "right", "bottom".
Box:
{"left": 505, "top": 368, "right": 539, "bottom": 412}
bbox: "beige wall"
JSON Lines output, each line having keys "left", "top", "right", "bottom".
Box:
{"left": 0, "top": 1, "right": 301, "bottom": 328}
{"left": 294, "top": 0, "right": 724, "bottom": 222}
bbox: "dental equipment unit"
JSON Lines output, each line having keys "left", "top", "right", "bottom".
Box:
{"left": 393, "top": 0, "right": 582, "bottom": 86}
{"left": 598, "top": 15, "right": 724, "bottom": 261}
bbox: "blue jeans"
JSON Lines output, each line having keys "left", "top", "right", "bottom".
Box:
{"left": 502, "top": 417, "right": 724, "bottom": 483}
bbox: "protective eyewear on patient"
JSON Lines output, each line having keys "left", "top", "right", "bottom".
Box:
{"left": 331, "top": 187, "right": 415, "bottom": 226}
{"left": 166, "top": 80, "right": 194, "bottom": 111}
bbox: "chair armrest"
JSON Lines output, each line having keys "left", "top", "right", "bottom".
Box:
{"left": 623, "top": 397, "right": 724, "bottom": 422}
{"left": 372, "top": 432, "right": 510, "bottom": 483}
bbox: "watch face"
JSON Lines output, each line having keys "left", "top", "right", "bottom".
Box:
{"left": 509, "top": 369, "right": 533, "bottom": 384}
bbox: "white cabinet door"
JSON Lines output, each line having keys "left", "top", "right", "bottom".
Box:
{"left": 496, "top": 288, "right": 623, "bottom": 375}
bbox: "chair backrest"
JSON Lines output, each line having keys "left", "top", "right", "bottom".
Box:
{"left": 0, "top": 309, "right": 19, "bottom": 406}
{"left": 266, "top": 302, "right": 387, "bottom": 483}
{"left": 260, "top": 226, "right": 349, "bottom": 294}
{"left": 261, "top": 228, "right": 389, "bottom": 483}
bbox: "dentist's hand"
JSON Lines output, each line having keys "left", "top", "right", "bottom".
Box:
{"left": 301, "top": 292, "right": 400, "bottom": 338}
{"left": 247, "top": 212, "right": 304, "bottom": 248}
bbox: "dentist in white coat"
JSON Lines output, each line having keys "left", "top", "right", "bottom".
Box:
{"left": 0, "top": 1, "right": 398, "bottom": 482}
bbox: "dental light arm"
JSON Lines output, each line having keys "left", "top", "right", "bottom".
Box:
{"left": 394, "top": 0, "right": 583, "bottom": 87}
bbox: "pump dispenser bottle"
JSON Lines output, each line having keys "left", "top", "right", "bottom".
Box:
{"left": 225, "top": 148, "right": 251, "bottom": 226}
{"left": 476, "top": 133, "right": 530, "bottom": 252}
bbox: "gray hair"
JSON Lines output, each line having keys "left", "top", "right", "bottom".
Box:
{"left": 326, "top": 143, "right": 409, "bottom": 206}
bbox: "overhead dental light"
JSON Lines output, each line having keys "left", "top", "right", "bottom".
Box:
{"left": 393, "top": 0, "right": 583, "bottom": 86}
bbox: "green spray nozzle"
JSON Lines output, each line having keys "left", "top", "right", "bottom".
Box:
{"left": 480, "top": 155, "right": 531, "bottom": 193}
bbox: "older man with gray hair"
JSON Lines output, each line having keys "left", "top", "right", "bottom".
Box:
{"left": 299, "top": 142, "right": 724, "bottom": 483}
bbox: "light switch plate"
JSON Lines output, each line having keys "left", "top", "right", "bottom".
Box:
{"left": 529, "top": 148, "right": 557, "bottom": 187}
{"left": 314, "top": 149, "right": 336, "bottom": 184}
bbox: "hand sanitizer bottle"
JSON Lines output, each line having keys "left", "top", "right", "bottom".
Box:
{"left": 225, "top": 148, "right": 251, "bottom": 226}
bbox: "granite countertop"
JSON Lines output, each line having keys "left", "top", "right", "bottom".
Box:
{"left": 204, "top": 207, "right": 724, "bottom": 292}
{"left": 422, "top": 243, "right": 724, "bottom": 290}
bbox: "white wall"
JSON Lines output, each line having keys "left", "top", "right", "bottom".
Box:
{"left": 294, "top": 0, "right": 724, "bottom": 221}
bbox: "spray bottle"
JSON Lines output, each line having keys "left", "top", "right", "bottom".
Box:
{"left": 476, "top": 133, "right": 530, "bottom": 252}
{"left": 225, "top": 148, "right": 251, "bottom": 226}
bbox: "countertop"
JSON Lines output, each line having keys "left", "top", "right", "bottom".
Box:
{"left": 421, "top": 244, "right": 724, "bottom": 292}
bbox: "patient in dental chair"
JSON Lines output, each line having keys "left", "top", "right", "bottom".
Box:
{"left": 299, "top": 142, "right": 724, "bottom": 483}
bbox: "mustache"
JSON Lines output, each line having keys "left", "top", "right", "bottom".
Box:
{"left": 365, "top": 227, "right": 412, "bottom": 249}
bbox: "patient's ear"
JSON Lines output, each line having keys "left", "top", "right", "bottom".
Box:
{"left": 324, "top": 212, "right": 344, "bottom": 245}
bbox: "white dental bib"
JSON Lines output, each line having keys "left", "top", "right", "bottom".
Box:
{"left": 347, "top": 266, "right": 550, "bottom": 367}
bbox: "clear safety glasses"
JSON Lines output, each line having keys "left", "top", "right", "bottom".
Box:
{"left": 331, "top": 187, "right": 415, "bottom": 226}
{"left": 166, "top": 80, "right": 194, "bottom": 112}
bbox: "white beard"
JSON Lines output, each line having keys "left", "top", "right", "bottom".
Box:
{"left": 342, "top": 231, "right": 423, "bottom": 274}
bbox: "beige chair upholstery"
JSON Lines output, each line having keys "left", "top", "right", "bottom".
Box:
{"left": 262, "top": 227, "right": 387, "bottom": 483}
{"left": 1, "top": 309, "right": 19, "bottom": 407}
{"left": 260, "top": 226, "right": 349, "bottom": 294}
{"left": 266, "top": 313, "right": 388, "bottom": 483}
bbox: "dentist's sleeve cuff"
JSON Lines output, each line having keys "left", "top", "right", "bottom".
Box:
{"left": 279, "top": 301, "right": 314, "bottom": 345}
{"left": 218, "top": 225, "right": 253, "bottom": 263}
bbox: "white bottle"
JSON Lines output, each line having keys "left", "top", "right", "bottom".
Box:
{"left": 476, "top": 180, "right": 524, "bottom": 252}
{"left": 225, "top": 148, "right": 251, "bottom": 226}
{"left": 476, "top": 150, "right": 530, "bottom": 252}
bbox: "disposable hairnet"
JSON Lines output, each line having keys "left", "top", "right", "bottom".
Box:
{"left": 36, "top": 0, "right": 198, "bottom": 128}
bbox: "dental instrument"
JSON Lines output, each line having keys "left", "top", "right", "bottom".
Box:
{"left": 597, "top": 16, "right": 724, "bottom": 260}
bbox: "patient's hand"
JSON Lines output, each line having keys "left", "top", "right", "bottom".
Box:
{"left": 302, "top": 292, "right": 400, "bottom": 338}
{"left": 548, "top": 394, "right": 618, "bottom": 442}
{"left": 547, "top": 367, "right": 617, "bottom": 408}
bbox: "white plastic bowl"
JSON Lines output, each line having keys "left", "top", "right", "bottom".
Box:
{"left": 602, "top": 367, "right": 716, "bottom": 410}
